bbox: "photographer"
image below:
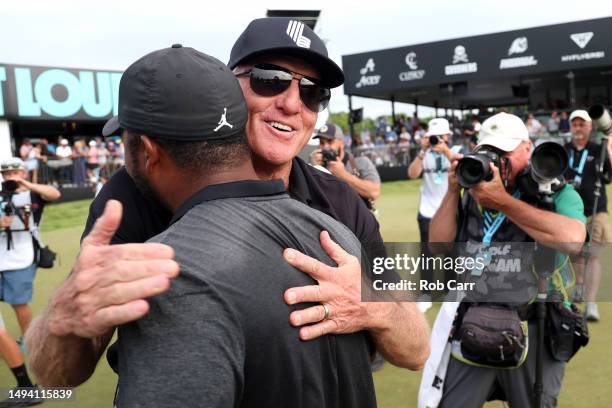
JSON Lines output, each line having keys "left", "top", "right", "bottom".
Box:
{"left": 310, "top": 123, "right": 381, "bottom": 204}
{"left": 407, "top": 118, "right": 463, "bottom": 312}
{"left": 0, "top": 157, "right": 60, "bottom": 342}
{"left": 564, "top": 109, "right": 612, "bottom": 321}
{"left": 421, "top": 113, "right": 586, "bottom": 407}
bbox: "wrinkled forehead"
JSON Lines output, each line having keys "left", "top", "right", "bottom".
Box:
{"left": 240, "top": 54, "right": 321, "bottom": 79}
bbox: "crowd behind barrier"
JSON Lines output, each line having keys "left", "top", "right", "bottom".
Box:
{"left": 15, "top": 136, "right": 124, "bottom": 192}
{"left": 348, "top": 109, "right": 599, "bottom": 165}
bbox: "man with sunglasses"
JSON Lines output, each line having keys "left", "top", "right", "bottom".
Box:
{"left": 27, "top": 17, "right": 429, "bottom": 389}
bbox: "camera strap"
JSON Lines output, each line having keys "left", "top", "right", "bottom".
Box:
{"left": 472, "top": 191, "right": 522, "bottom": 276}
{"left": 568, "top": 148, "right": 588, "bottom": 185}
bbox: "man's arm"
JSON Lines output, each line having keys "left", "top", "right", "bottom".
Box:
{"left": 407, "top": 150, "right": 425, "bottom": 179}
{"left": 470, "top": 164, "right": 586, "bottom": 253}
{"left": 327, "top": 158, "right": 381, "bottom": 201}
{"left": 17, "top": 179, "right": 60, "bottom": 201}
{"left": 26, "top": 201, "right": 179, "bottom": 387}
{"left": 283, "top": 231, "right": 430, "bottom": 370}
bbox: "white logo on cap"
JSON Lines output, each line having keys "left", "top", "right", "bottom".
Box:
{"left": 570, "top": 32, "right": 593, "bottom": 49}
{"left": 286, "top": 20, "right": 311, "bottom": 49}
{"left": 214, "top": 108, "right": 233, "bottom": 132}
{"left": 508, "top": 37, "right": 528, "bottom": 56}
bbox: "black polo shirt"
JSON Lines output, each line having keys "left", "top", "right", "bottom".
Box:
{"left": 82, "top": 158, "right": 384, "bottom": 372}
{"left": 564, "top": 141, "right": 611, "bottom": 216}
{"left": 116, "top": 179, "right": 376, "bottom": 407}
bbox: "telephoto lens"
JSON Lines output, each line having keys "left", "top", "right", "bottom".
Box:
{"left": 456, "top": 148, "right": 503, "bottom": 188}
{"left": 429, "top": 135, "right": 439, "bottom": 146}
{"left": 530, "top": 140, "right": 568, "bottom": 185}
{"left": 588, "top": 104, "right": 612, "bottom": 135}
{"left": 1, "top": 180, "right": 18, "bottom": 194}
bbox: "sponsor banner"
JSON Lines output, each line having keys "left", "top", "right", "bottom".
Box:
{"left": 342, "top": 17, "right": 612, "bottom": 95}
{"left": 0, "top": 63, "right": 122, "bottom": 121}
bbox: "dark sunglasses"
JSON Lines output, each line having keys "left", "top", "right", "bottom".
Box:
{"left": 236, "top": 64, "right": 331, "bottom": 113}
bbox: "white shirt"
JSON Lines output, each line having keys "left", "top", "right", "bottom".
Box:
{"left": 419, "top": 146, "right": 463, "bottom": 218}
{"left": 0, "top": 191, "right": 35, "bottom": 271}
{"left": 56, "top": 145, "right": 72, "bottom": 158}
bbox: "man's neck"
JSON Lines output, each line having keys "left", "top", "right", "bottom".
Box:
{"left": 252, "top": 155, "right": 293, "bottom": 189}
{"left": 572, "top": 138, "right": 589, "bottom": 150}
{"left": 165, "top": 159, "right": 259, "bottom": 213}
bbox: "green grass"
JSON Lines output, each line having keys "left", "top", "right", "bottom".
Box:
{"left": 0, "top": 181, "right": 609, "bottom": 407}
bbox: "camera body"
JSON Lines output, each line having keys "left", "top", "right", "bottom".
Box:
{"left": 321, "top": 149, "right": 338, "bottom": 167}
{"left": 456, "top": 147, "right": 504, "bottom": 188}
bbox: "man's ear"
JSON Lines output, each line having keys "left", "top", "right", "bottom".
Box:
{"left": 141, "top": 135, "right": 161, "bottom": 172}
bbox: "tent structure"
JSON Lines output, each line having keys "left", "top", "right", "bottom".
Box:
{"left": 342, "top": 17, "right": 612, "bottom": 117}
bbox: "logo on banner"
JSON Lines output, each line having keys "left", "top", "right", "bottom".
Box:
{"left": 499, "top": 37, "right": 538, "bottom": 69}
{"left": 562, "top": 32, "right": 604, "bottom": 63}
{"left": 399, "top": 51, "right": 425, "bottom": 82}
{"left": 355, "top": 58, "right": 381, "bottom": 88}
{"left": 570, "top": 32, "right": 593, "bottom": 49}
{"left": 286, "top": 20, "right": 311, "bottom": 48}
{"left": 445, "top": 45, "right": 477, "bottom": 76}
{"left": 508, "top": 37, "right": 528, "bottom": 55}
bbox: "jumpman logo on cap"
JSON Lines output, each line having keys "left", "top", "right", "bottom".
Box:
{"left": 214, "top": 108, "right": 233, "bottom": 132}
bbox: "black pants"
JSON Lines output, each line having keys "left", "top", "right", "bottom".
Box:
{"left": 417, "top": 213, "right": 454, "bottom": 295}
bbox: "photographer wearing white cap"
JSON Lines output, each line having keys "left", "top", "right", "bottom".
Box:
{"left": 420, "top": 113, "right": 587, "bottom": 407}
{"left": 564, "top": 109, "right": 612, "bottom": 321}
{"left": 407, "top": 118, "right": 463, "bottom": 311}
{"left": 0, "top": 158, "right": 60, "bottom": 346}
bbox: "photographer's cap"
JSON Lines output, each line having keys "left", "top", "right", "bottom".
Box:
{"left": 314, "top": 123, "right": 343, "bottom": 141}
{"left": 0, "top": 157, "right": 25, "bottom": 172}
{"left": 426, "top": 118, "right": 451, "bottom": 136}
{"left": 102, "top": 44, "right": 248, "bottom": 141}
{"left": 569, "top": 110, "right": 591, "bottom": 123}
{"left": 228, "top": 17, "right": 344, "bottom": 88}
{"left": 476, "top": 112, "right": 529, "bottom": 152}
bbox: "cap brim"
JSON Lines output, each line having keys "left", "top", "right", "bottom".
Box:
{"left": 229, "top": 47, "right": 344, "bottom": 88}
{"left": 102, "top": 116, "right": 121, "bottom": 137}
{"left": 313, "top": 134, "right": 334, "bottom": 141}
{"left": 476, "top": 137, "right": 522, "bottom": 152}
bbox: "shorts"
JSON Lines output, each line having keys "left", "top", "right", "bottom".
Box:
{"left": 587, "top": 212, "right": 610, "bottom": 244}
{"left": 0, "top": 263, "right": 37, "bottom": 304}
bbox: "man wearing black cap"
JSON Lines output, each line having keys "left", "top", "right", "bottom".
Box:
{"left": 29, "top": 17, "right": 428, "bottom": 388}
{"left": 27, "top": 45, "right": 378, "bottom": 407}
{"left": 310, "top": 123, "right": 381, "bottom": 204}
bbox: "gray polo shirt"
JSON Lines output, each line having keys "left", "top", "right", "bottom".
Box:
{"left": 116, "top": 180, "right": 375, "bottom": 408}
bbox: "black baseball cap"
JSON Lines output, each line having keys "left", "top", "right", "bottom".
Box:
{"left": 228, "top": 18, "right": 344, "bottom": 88}
{"left": 102, "top": 44, "right": 248, "bottom": 141}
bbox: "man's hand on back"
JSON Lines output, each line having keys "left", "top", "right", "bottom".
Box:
{"left": 46, "top": 200, "right": 180, "bottom": 338}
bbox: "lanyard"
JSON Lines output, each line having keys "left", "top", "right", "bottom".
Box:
{"left": 482, "top": 191, "right": 521, "bottom": 244}
{"left": 568, "top": 149, "right": 588, "bottom": 176}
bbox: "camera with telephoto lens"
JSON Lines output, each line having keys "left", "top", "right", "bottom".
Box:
{"left": 429, "top": 135, "right": 439, "bottom": 146}
{"left": 456, "top": 147, "right": 504, "bottom": 188}
{"left": 321, "top": 149, "right": 338, "bottom": 167}
{"left": 588, "top": 104, "right": 612, "bottom": 135}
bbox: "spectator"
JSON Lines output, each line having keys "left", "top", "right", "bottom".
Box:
{"left": 72, "top": 139, "right": 87, "bottom": 186}
{"left": 0, "top": 157, "right": 60, "bottom": 358}
{"left": 525, "top": 112, "right": 543, "bottom": 137}
{"left": 311, "top": 123, "right": 381, "bottom": 206}
{"left": 559, "top": 111, "right": 571, "bottom": 134}
{"left": 55, "top": 139, "right": 72, "bottom": 159}
{"left": 86, "top": 140, "right": 100, "bottom": 182}
{"left": 399, "top": 126, "right": 412, "bottom": 146}
{"left": 407, "top": 118, "right": 463, "bottom": 312}
{"left": 547, "top": 111, "right": 560, "bottom": 135}
{"left": 385, "top": 126, "right": 398, "bottom": 144}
